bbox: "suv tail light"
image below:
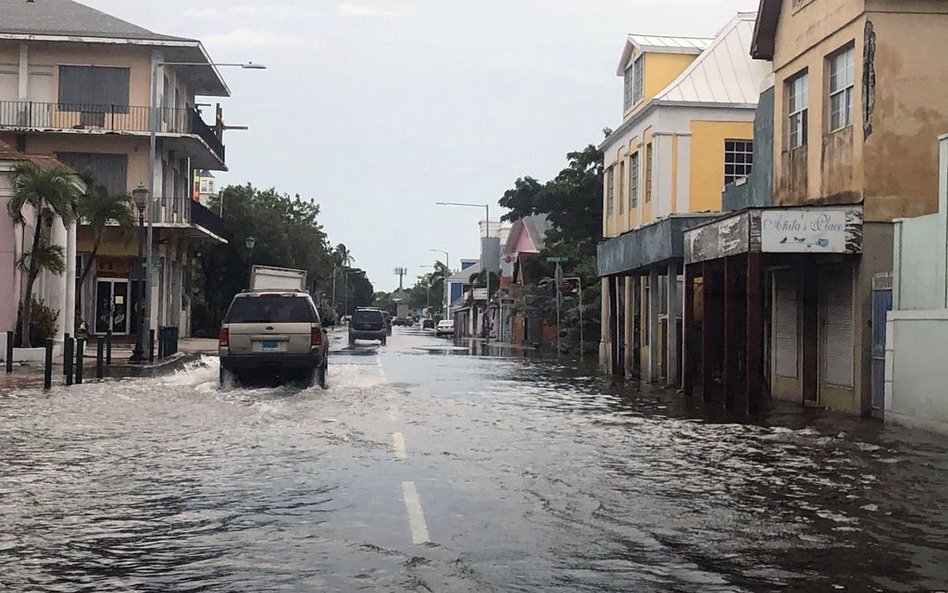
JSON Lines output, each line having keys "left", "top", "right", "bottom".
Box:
{"left": 219, "top": 328, "right": 229, "bottom": 347}
{"left": 311, "top": 327, "right": 322, "bottom": 346}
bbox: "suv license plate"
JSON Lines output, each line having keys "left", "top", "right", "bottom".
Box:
{"left": 261, "top": 341, "right": 279, "bottom": 351}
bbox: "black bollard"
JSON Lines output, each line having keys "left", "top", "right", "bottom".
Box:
{"left": 75, "top": 338, "right": 84, "bottom": 385}
{"left": 64, "top": 337, "right": 74, "bottom": 386}
{"left": 96, "top": 337, "right": 105, "bottom": 379}
{"left": 106, "top": 330, "right": 112, "bottom": 365}
{"left": 43, "top": 338, "right": 53, "bottom": 390}
{"left": 158, "top": 327, "right": 165, "bottom": 360}
{"left": 5, "top": 330, "right": 13, "bottom": 373}
{"left": 63, "top": 333, "right": 70, "bottom": 376}
{"left": 148, "top": 329, "right": 155, "bottom": 363}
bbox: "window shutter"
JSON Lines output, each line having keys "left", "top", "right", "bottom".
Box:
{"left": 822, "top": 269, "right": 854, "bottom": 387}
{"left": 774, "top": 272, "right": 798, "bottom": 379}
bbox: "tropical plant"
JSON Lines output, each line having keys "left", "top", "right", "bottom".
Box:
{"left": 6, "top": 161, "right": 78, "bottom": 347}
{"left": 74, "top": 182, "right": 136, "bottom": 295}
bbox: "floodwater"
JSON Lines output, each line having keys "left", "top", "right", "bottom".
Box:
{"left": 1, "top": 329, "right": 947, "bottom": 592}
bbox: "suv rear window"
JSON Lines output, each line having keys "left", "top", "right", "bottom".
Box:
{"left": 225, "top": 295, "right": 318, "bottom": 323}
{"left": 352, "top": 309, "right": 383, "bottom": 324}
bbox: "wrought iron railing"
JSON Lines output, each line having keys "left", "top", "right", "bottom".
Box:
{"left": 190, "top": 199, "right": 227, "bottom": 239}
{"left": 0, "top": 101, "right": 224, "bottom": 161}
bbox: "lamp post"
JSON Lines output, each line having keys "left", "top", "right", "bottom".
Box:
{"left": 436, "top": 202, "right": 491, "bottom": 344}
{"left": 143, "top": 60, "right": 265, "bottom": 360}
{"left": 129, "top": 185, "right": 149, "bottom": 362}
{"left": 245, "top": 236, "right": 256, "bottom": 287}
{"left": 430, "top": 248, "right": 450, "bottom": 314}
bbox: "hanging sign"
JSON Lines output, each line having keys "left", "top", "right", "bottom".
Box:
{"left": 760, "top": 208, "right": 860, "bottom": 253}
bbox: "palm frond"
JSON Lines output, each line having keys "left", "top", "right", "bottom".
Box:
{"left": 17, "top": 237, "right": 67, "bottom": 276}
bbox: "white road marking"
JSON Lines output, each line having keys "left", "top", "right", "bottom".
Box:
{"left": 392, "top": 432, "right": 408, "bottom": 459}
{"left": 401, "top": 481, "right": 430, "bottom": 545}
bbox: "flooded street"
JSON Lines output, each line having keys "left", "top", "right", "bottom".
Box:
{"left": 2, "top": 328, "right": 948, "bottom": 592}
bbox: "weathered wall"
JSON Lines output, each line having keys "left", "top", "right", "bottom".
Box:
{"left": 723, "top": 86, "right": 775, "bottom": 212}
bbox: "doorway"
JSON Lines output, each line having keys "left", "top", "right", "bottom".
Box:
{"left": 95, "top": 279, "right": 129, "bottom": 335}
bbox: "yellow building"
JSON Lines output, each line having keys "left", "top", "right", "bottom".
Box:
{"left": 0, "top": 0, "right": 231, "bottom": 344}
{"left": 598, "top": 13, "right": 770, "bottom": 383}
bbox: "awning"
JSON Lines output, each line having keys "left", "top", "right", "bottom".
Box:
{"left": 597, "top": 214, "right": 720, "bottom": 277}
{"left": 684, "top": 204, "right": 864, "bottom": 265}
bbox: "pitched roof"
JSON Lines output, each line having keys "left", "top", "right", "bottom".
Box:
{"left": 652, "top": 12, "right": 770, "bottom": 106}
{"left": 0, "top": 140, "right": 69, "bottom": 170}
{"left": 522, "top": 215, "right": 552, "bottom": 251}
{"left": 617, "top": 34, "right": 713, "bottom": 75}
{"left": 0, "top": 0, "right": 188, "bottom": 42}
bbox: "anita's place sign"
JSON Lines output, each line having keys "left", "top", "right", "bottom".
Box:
{"left": 760, "top": 209, "right": 851, "bottom": 253}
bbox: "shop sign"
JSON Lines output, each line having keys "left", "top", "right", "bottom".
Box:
{"left": 760, "top": 209, "right": 854, "bottom": 253}
{"left": 472, "top": 288, "right": 489, "bottom": 301}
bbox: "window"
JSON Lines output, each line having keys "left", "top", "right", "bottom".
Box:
{"left": 787, "top": 72, "right": 808, "bottom": 149}
{"left": 828, "top": 45, "right": 855, "bottom": 131}
{"left": 56, "top": 152, "right": 128, "bottom": 195}
{"left": 724, "top": 140, "right": 754, "bottom": 184}
{"left": 623, "top": 55, "right": 645, "bottom": 111}
{"left": 618, "top": 161, "right": 626, "bottom": 214}
{"left": 629, "top": 152, "right": 640, "bottom": 209}
{"left": 58, "top": 66, "right": 129, "bottom": 112}
{"left": 644, "top": 143, "right": 653, "bottom": 203}
{"left": 606, "top": 167, "right": 615, "bottom": 215}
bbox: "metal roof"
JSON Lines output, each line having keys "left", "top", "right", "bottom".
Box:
{"left": 627, "top": 35, "right": 713, "bottom": 52}
{"left": 0, "top": 0, "right": 188, "bottom": 42}
{"left": 653, "top": 13, "right": 770, "bottom": 105}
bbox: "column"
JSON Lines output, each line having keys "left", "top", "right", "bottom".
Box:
{"left": 48, "top": 217, "right": 68, "bottom": 345}
{"left": 700, "top": 262, "right": 714, "bottom": 402}
{"left": 648, "top": 267, "right": 660, "bottom": 383}
{"left": 64, "top": 220, "right": 77, "bottom": 345}
{"left": 600, "top": 277, "right": 611, "bottom": 371}
{"left": 745, "top": 252, "right": 763, "bottom": 414}
{"left": 624, "top": 275, "right": 635, "bottom": 376}
{"left": 666, "top": 261, "right": 679, "bottom": 388}
{"left": 682, "top": 264, "right": 696, "bottom": 394}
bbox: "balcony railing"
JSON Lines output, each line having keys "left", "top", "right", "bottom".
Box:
{"left": 190, "top": 199, "right": 227, "bottom": 240}
{"left": 0, "top": 101, "right": 224, "bottom": 162}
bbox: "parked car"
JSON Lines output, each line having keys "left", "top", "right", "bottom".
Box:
{"left": 393, "top": 317, "right": 414, "bottom": 327}
{"left": 436, "top": 319, "right": 455, "bottom": 337}
{"left": 218, "top": 290, "right": 328, "bottom": 388}
{"left": 422, "top": 319, "right": 436, "bottom": 330}
{"left": 349, "top": 308, "right": 387, "bottom": 345}
{"left": 381, "top": 311, "right": 393, "bottom": 335}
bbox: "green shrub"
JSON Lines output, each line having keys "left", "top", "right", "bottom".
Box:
{"left": 15, "top": 298, "right": 60, "bottom": 346}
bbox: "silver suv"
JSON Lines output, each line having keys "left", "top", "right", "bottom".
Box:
{"left": 219, "top": 290, "right": 328, "bottom": 388}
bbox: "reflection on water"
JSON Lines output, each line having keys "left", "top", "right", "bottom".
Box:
{"left": 1, "top": 343, "right": 947, "bottom": 593}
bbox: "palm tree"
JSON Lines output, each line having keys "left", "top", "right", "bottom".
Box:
{"left": 6, "top": 161, "right": 79, "bottom": 347}
{"left": 74, "top": 183, "right": 136, "bottom": 297}
{"left": 334, "top": 243, "right": 354, "bottom": 267}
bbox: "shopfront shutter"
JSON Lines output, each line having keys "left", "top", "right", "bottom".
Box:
{"left": 774, "top": 271, "right": 798, "bottom": 378}
{"left": 823, "top": 269, "right": 854, "bottom": 387}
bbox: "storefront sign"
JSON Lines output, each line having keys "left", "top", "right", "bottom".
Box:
{"left": 760, "top": 209, "right": 854, "bottom": 253}
{"left": 472, "top": 288, "right": 489, "bottom": 301}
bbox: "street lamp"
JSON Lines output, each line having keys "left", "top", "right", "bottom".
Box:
{"left": 430, "top": 248, "right": 450, "bottom": 314}
{"left": 142, "top": 60, "right": 265, "bottom": 361}
{"left": 129, "top": 185, "right": 149, "bottom": 362}
{"left": 436, "top": 202, "right": 492, "bottom": 343}
{"left": 245, "top": 236, "right": 256, "bottom": 286}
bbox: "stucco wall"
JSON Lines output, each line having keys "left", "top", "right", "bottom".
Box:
{"left": 723, "top": 87, "right": 775, "bottom": 211}
{"left": 886, "top": 310, "right": 948, "bottom": 433}
{"left": 689, "top": 120, "right": 755, "bottom": 214}
{"left": 893, "top": 215, "right": 946, "bottom": 311}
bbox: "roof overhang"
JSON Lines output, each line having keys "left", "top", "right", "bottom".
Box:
{"left": 597, "top": 214, "right": 719, "bottom": 277}
{"left": 751, "top": 0, "right": 781, "bottom": 60}
{"left": 0, "top": 33, "right": 230, "bottom": 97}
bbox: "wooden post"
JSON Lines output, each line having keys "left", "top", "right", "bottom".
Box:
{"left": 666, "top": 261, "right": 679, "bottom": 388}
{"left": 746, "top": 252, "right": 763, "bottom": 414}
{"left": 648, "top": 268, "right": 660, "bottom": 383}
{"left": 700, "top": 262, "right": 714, "bottom": 402}
{"left": 723, "top": 257, "right": 738, "bottom": 410}
{"left": 624, "top": 276, "right": 635, "bottom": 376}
{"left": 683, "top": 264, "right": 696, "bottom": 394}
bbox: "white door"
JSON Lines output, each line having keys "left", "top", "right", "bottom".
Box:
{"left": 773, "top": 271, "right": 799, "bottom": 380}
{"left": 820, "top": 266, "right": 854, "bottom": 389}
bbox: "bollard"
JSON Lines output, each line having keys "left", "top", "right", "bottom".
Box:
{"left": 96, "top": 337, "right": 105, "bottom": 379}
{"left": 64, "top": 337, "right": 74, "bottom": 386}
{"left": 5, "top": 330, "right": 13, "bottom": 373}
{"left": 63, "top": 333, "right": 70, "bottom": 376}
{"left": 106, "top": 330, "right": 112, "bottom": 365}
{"left": 148, "top": 329, "right": 155, "bottom": 363}
{"left": 75, "top": 338, "right": 84, "bottom": 385}
{"left": 43, "top": 338, "right": 53, "bottom": 390}
{"left": 157, "top": 327, "right": 165, "bottom": 360}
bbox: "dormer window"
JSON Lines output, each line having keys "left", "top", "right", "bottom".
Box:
{"left": 624, "top": 55, "right": 645, "bottom": 111}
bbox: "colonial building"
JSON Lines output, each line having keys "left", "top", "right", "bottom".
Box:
{"left": 500, "top": 214, "right": 552, "bottom": 346}
{"left": 683, "top": 0, "right": 948, "bottom": 416}
{"left": 0, "top": 0, "right": 229, "bottom": 343}
{"left": 598, "top": 13, "right": 770, "bottom": 384}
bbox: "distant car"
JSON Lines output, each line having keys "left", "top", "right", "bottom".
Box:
{"left": 393, "top": 317, "right": 414, "bottom": 327}
{"left": 436, "top": 319, "right": 455, "bottom": 337}
{"left": 422, "top": 319, "right": 435, "bottom": 330}
{"left": 219, "top": 290, "right": 328, "bottom": 388}
{"left": 349, "top": 308, "right": 387, "bottom": 345}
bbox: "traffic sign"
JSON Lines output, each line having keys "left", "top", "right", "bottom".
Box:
{"left": 546, "top": 256, "right": 569, "bottom": 263}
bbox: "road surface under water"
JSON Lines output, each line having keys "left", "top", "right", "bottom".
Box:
{"left": 1, "top": 328, "right": 947, "bottom": 592}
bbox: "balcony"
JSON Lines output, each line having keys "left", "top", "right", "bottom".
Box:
{"left": 0, "top": 101, "right": 225, "bottom": 164}
{"left": 141, "top": 197, "right": 227, "bottom": 244}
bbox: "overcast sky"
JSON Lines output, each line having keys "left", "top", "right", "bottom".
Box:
{"left": 86, "top": 0, "right": 758, "bottom": 291}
